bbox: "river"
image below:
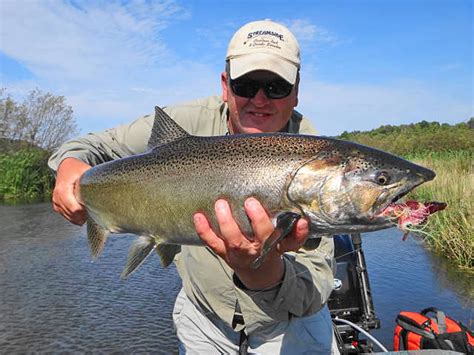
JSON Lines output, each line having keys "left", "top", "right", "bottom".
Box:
{"left": 0, "top": 202, "right": 472, "bottom": 353}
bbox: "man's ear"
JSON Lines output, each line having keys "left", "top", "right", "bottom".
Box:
{"left": 294, "top": 74, "right": 300, "bottom": 107}
{"left": 221, "top": 71, "right": 229, "bottom": 102}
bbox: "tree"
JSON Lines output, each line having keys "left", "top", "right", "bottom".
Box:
{"left": 0, "top": 88, "right": 78, "bottom": 152}
{"left": 468, "top": 117, "right": 474, "bottom": 130}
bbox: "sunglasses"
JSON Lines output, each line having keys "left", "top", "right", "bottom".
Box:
{"left": 229, "top": 77, "right": 294, "bottom": 99}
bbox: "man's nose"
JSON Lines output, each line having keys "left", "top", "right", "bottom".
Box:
{"left": 251, "top": 88, "right": 270, "bottom": 106}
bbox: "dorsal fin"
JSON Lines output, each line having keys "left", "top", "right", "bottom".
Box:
{"left": 148, "top": 106, "right": 190, "bottom": 149}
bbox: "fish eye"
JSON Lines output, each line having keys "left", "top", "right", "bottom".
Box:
{"left": 376, "top": 172, "right": 390, "bottom": 185}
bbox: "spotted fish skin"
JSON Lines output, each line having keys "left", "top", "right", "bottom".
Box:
{"left": 81, "top": 134, "right": 327, "bottom": 241}
{"left": 78, "top": 107, "right": 435, "bottom": 276}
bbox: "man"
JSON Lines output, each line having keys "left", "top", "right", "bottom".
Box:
{"left": 49, "top": 20, "right": 338, "bottom": 354}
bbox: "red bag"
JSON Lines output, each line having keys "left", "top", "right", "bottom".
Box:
{"left": 394, "top": 307, "right": 474, "bottom": 354}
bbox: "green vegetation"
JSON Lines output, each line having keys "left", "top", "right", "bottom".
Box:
{"left": 407, "top": 151, "right": 473, "bottom": 271}
{"left": 0, "top": 148, "right": 54, "bottom": 201}
{"left": 338, "top": 119, "right": 473, "bottom": 155}
{"left": 338, "top": 122, "right": 473, "bottom": 271}
{"left": 1, "top": 88, "right": 76, "bottom": 202}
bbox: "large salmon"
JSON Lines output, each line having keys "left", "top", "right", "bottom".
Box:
{"left": 78, "top": 107, "right": 436, "bottom": 277}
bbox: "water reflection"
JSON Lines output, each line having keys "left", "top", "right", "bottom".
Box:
{"left": 427, "top": 250, "right": 474, "bottom": 306}
{"left": 0, "top": 203, "right": 472, "bottom": 352}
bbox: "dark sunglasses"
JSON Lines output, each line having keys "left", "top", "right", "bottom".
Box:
{"left": 229, "top": 77, "right": 294, "bottom": 99}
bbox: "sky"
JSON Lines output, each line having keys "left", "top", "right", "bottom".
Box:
{"left": 0, "top": 0, "right": 472, "bottom": 136}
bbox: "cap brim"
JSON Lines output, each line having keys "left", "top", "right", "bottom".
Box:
{"left": 229, "top": 53, "right": 298, "bottom": 84}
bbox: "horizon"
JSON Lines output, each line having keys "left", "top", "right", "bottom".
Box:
{"left": 1, "top": 0, "right": 472, "bottom": 137}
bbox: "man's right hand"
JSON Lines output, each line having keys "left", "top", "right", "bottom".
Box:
{"left": 52, "top": 158, "right": 92, "bottom": 225}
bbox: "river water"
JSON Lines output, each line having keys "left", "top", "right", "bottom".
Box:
{"left": 0, "top": 202, "right": 472, "bottom": 353}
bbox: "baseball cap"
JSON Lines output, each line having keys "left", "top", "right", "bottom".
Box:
{"left": 226, "top": 20, "right": 300, "bottom": 84}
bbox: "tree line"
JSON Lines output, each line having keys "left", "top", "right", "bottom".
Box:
{"left": 337, "top": 119, "right": 474, "bottom": 156}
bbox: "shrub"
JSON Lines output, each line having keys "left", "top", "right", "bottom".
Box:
{"left": 0, "top": 149, "right": 54, "bottom": 201}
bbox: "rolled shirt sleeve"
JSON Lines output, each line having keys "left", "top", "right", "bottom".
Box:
{"left": 47, "top": 114, "right": 155, "bottom": 171}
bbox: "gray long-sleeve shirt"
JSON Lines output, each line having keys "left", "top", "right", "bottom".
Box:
{"left": 48, "top": 95, "right": 335, "bottom": 334}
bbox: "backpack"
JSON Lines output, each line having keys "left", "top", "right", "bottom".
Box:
{"left": 394, "top": 307, "right": 474, "bottom": 354}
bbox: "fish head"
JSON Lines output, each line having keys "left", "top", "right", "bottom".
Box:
{"left": 287, "top": 140, "right": 435, "bottom": 234}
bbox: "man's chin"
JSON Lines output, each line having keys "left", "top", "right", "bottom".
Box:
{"left": 241, "top": 127, "right": 267, "bottom": 134}
{"left": 239, "top": 120, "right": 280, "bottom": 134}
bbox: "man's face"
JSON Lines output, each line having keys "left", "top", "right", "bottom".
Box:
{"left": 221, "top": 70, "right": 299, "bottom": 134}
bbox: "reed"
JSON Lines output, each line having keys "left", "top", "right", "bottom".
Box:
{"left": 406, "top": 151, "right": 473, "bottom": 270}
{"left": 0, "top": 149, "right": 54, "bottom": 201}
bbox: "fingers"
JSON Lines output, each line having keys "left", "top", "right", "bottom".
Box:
{"left": 215, "top": 200, "right": 244, "bottom": 249}
{"left": 193, "top": 198, "right": 291, "bottom": 289}
{"left": 193, "top": 212, "right": 226, "bottom": 256}
{"left": 244, "top": 197, "right": 274, "bottom": 244}
{"left": 52, "top": 184, "right": 86, "bottom": 225}
{"left": 194, "top": 198, "right": 268, "bottom": 264}
{"left": 52, "top": 158, "right": 91, "bottom": 226}
{"left": 277, "top": 218, "right": 309, "bottom": 253}
{"left": 194, "top": 197, "right": 307, "bottom": 263}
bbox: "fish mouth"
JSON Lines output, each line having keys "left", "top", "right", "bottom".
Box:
{"left": 373, "top": 166, "right": 436, "bottom": 219}
{"left": 372, "top": 182, "right": 419, "bottom": 218}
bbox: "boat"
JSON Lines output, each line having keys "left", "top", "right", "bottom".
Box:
{"left": 329, "top": 234, "right": 385, "bottom": 353}
{"left": 329, "top": 234, "right": 473, "bottom": 354}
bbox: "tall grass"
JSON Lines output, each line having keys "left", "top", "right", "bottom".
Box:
{"left": 406, "top": 151, "right": 473, "bottom": 270}
{"left": 0, "top": 149, "right": 54, "bottom": 201}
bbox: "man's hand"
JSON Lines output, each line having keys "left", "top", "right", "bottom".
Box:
{"left": 52, "top": 158, "right": 91, "bottom": 225}
{"left": 193, "top": 197, "right": 309, "bottom": 290}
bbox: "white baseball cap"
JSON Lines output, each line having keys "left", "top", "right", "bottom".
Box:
{"left": 226, "top": 20, "right": 300, "bottom": 84}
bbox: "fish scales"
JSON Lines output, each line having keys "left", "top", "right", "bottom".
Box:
{"left": 80, "top": 134, "right": 335, "bottom": 244}
{"left": 78, "top": 106, "right": 437, "bottom": 276}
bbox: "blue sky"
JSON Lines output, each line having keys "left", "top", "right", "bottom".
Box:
{"left": 1, "top": 0, "right": 472, "bottom": 136}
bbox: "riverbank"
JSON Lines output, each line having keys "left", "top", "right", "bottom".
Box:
{"left": 407, "top": 150, "right": 473, "bottom": 271}
{"left": 1, "top": 148, "right": 472, "bottom": 270}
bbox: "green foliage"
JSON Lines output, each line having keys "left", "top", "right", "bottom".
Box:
{"left": 407, "top": 151, "right": 473, "bottom": 271}
{"left": 338, "top": 120, "right": 473, "bottom": 156}
{"left": 0, "top": 87, "right": 77, "bottom": 202}
{"left": 339, "top": 121, "right": 473, "bottom": 270}
{"left": 0, "top": 148, "right": 54, "bottom": 201}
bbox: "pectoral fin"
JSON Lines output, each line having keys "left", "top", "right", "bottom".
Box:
{"left": 251, "top": 212, "right": 301, "bottom": 269}
{"left": 87, "top": 217, "right": 109, "bottom": 259}
{"left": 121, "top": 236, "right": 156, "bottom": 278}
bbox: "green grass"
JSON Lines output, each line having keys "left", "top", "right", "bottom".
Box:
{"left": 406, "top": 151, "right": 473, "bottom": 271}
{"left": 0, "top": 149, "right": 54, "bottom": 201}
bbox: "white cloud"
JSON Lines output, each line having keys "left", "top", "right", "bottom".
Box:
{"left": 1, "top": 0, "right": 188, "bottom": 82}
{"left": 67, "top": 61, "right": 221, "bottom": 133}
{"left": 285, "top": 19, "right": 337, "bottom": 44}
{"left": 0, "top": 0, "right": 222, "bottom": 133}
